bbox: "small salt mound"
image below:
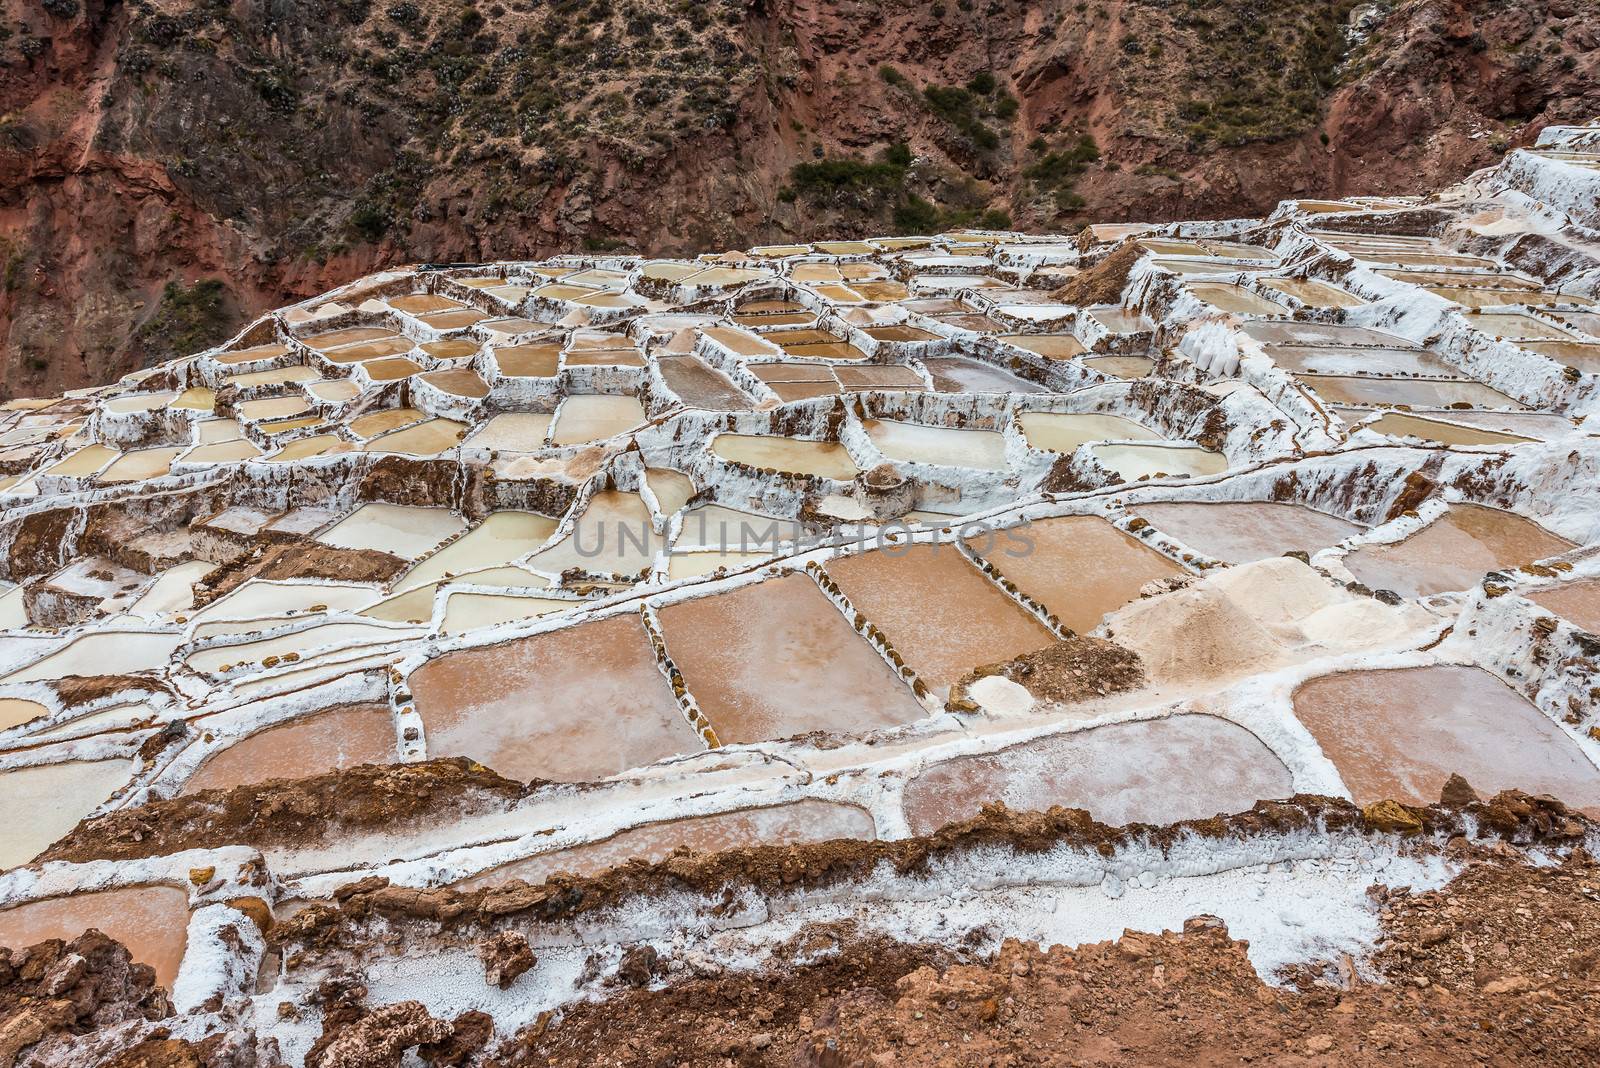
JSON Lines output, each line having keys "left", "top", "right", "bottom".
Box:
{"left": 1206, "top": 557, "right": 1345, "bottom": 634}
{"left": 1106, "top": 557, "right": 1431, "bottom": 684}
{"left": 1107, "top": 584, "right": 1284, "bottom": 683}
{"left": 967, "top": 674, "right": 1036, "bottom": 718}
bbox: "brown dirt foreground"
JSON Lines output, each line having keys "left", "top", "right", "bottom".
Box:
{"left": 501, "top": 850, "right": 1600, "bottom": 1068}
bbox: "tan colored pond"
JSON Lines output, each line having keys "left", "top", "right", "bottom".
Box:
{"left": 421, "top": 339, "right": 482, "bottom": 360}
{"left": 549, "top": 395, "right": 647, "bottom": 445}
{"left": 1292, "top": 665, "right": 1600, "bottom": 813}
{"left": 1343, "top": 503, "right": 1575, "bottom": 597}
{"left": 225, "top": 366, "right": 319, "bottom": 389}
{"left": 657, "top": 573, "right": 925, "bottom": 743}
{"left": 1359, "top": 411, "right": 1535, "bottom": 446}
{"left": 864, "top": 419, "right": 1009, "bottom": 469}
{"left": 99, "top": 447, "right": 182, "bottom": 483}
{"left": 456, "top": 800, "right": 875, "bottom": 888}
{"left": 827, "top": 544, "right": 1055, "bottom": 692}
{"left": 1019, "top": 412, "right": 1163, "bottom": 453}
{"left": 646, "top": 467, "right": 696, "bottom": 515}
{"left": 183, "top": 702, "right": 397, "bottom": 793}
{"left": 0, "top": 697, "right": 47, "bottom": 732}
{"left": 318, "top": 503, "right": 467, "bottom": 558}
{"left": 1090, "top": 442, "right": 1228, "bottom": 481}
{"left": 348, "top": 408, "right": 425, "bottom": 440}
{"left": 419, "top": 370, "right": 489, "bottom": 398}
{"left": 394, "top": 511, "right": 559, "bottom": 595}
{"left": 526, "top": 490, "right": 662, "bottom": 577}
{"left": 0, "top": 886, "right": 191, "bottom": 987}
{"left": 213, "top": 341, "right": 291, "bottom": 365}
{"left": 1189, "top": 282, "right": 1291, "bottom": 316}
{"left": 1259, "top": 278, "right": 1366, "bottom": 309}
{"left": 462, "top": 414, "right": 552, "bottom": 451}
{"left": 492, "top": 343, "right": 561, "bottom": 377}
{"left": 238, "top": 396, "right": 311, "bottom": 422}
{"left": 1131, "top": 501, "right": 1364, "bottom": 564}
{"left": 658, "top": 356, "right": 756, "bottom": 410}
{"left": 967, "top": 515, "right": 1181, "bottom": 634}
{"left": 1081, "top": 356, "right": 1156, "bottom": 379}
{"left": 904, "top": 714, "right": 1293, "bottom": 833}
{"left": 362, "top": 418, "right": 469, "bottom": 456}
{"left": 711, "top": 433, "right": 860, "bottom": 479}
{"left": 1297, "top": 374, "right": 1519, "bottom": 409}
{"left": 389, "top": 293, "right": 464, "bottom": 314}
{"left": 1529, "top": 579, "right": 1600, "bottom": 634}
{"left": 440, "top": 592, "right": 571, "bottom": 634}
{"left": 997, "top": 334, "right": 1086, "bottom": 359}
{"left": 924, "top": 357, "right": 1045, "bottom": 394}
{"left": 0, "top": 759, "right": 135, "bottom": 867}
{"left": 362, "top": 356, "right": 424, "bottom": 382}
{"left": 411, "top": 615, "right": 698, "bottom": 781}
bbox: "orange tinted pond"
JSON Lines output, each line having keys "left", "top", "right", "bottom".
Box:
{"left": 182, "top": 702, "right": 398, "bottom": 793}
{"left": 657, "top": 572, "right": 925, "bottom": 743}
{"left": 1130, "top": 502, "right": 1365, "bottom": 564}
{"left": 1342, "top": 504, "right": 1574, "bottom": 598}
{"left": 903, "top": 714, "right": 1292, "bottom": 833}
{"left": 410, "top": 615, "right": 699, "bottom": 781}
{"left": 0, "top": 886, "right": 191, "bottom": 988}
{"left": 456, "top": 800, "right": 875, "bottom": 888}
{"left": 826, "top": 544, "right": 1055, "bottom": 692}
{"left": 1292, "top": 665, "right": 1600, "bottom": 814}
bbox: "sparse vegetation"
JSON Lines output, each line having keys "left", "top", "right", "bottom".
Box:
{"left": 132, "top": 279, "right": 239, "bottom": 367}
{"left": 1024, "top": 133, "right": 1100, "bottom": 212}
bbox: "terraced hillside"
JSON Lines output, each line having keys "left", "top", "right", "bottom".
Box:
{"left": 1, "top": 0, "right": 1597, "bottom": 397}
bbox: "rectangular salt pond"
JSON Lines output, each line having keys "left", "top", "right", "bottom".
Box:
{"left": 2, "top": 631, "right": 183, "bottom": 683}
{"left": 1259, "top": 278, "right": 1367, "bottom": 309}
{"left": 525, "top": 490, "right": 663, "bottom": 577}
{"left": 1355, "top": 411, "right": 1535, "bottom": 446}
{"left": 462, "top": 413, "right": 553, "bottom": 451}
{"left": 392, "top": 511, "right": 559, "bottom": 594}
{"left": 1343, "top": 503, "right": 1575, "bottom": 597}
{"left": 657, "top": 572, "right": 925, "bottom": 743}
{"left": 456, "top": 800, "right": 874, "bottom": 888}
{"left": 1519, "top": 340, "right": 1600, "bottom": 373}
{"left": 189, "top": 579, "right": 376, "bottom": 624}
{"left": 965, "top": 514, "right": 1181, "bottom": 633}
{"left": 0, "top": 760, "right": 135, "bottom": 869}
{"left": 1086, "top": 306, "right": 1150, "bottom": 333}
{"left": 826, "top": 543, "right": 1055, "bottom": 691}
{"left": 1530, "top": 579, "right": 1600, "bottom": 634}
{"left": 317, "top": 503, "right": 467, "bottom": 559}
{"left": 997, "top": 334, "right": 1086, "bottom": 359}
{"left": 1292, "top": 665, "right": 1600, "bottom": 814}
{"left": 185, "top": 621, "right": 407, "bottom": 674}
{"left": 658, "top": 356, "right": 756, "bottom": 410}
{"left": 1090, "top": 442, "right": 1228, "bottom": 481}
{"left": 1081, "top": 356, "right": 1156, "bottom": 379}
{"left": 409, "top": 615, "right": 698, "bottom": 781}
{"left": 361, "top": 418, "right": 470, "bottom": 456}
{"left": 1130, "top": 501, "right": 1365, "bottom": 564}
{"left": 0, "top": 884, "right": 188, "bottom": 987}
{"left": 1188, "top": 282, "right": 1291, "bottom": 316}
{"left": 1019, "top": 412, "right": 1164, "bottom": 453}
{"left": 98, "top": 447, "right": 182, "bottom": 483}
{"left": 711, "top": 433, "right": 860, "bottom": 479}
{"left": 1262, "top": 343, "right": 1464, "bottom": 377}
{"left": 903, "top": 715, "right": 1292, "bottom": 833}
{"left": 1244, "top": 322, "right": 1416, "bottom": 348}
{"left": 645, "top": 467, "right": 695, "bottom": 515}
{"left": 490, "top": 344, "right": 561, "bottom": 378}
{"left": 1296, "top": 374, "right": 1521, "bottom": 409}
{"left": 923, "top": 357, "right": 1046, "bottom": 394}
{"left": 440, "top": 592, "right": 571, "bottom": 634}
{"left": 863, "top": 419, "right": 1008, "bottom": 469}
{"left": 548, "top": 395, "right": 647, "bottom": 445}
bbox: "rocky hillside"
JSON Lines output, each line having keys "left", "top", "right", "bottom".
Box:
{"left": 0, "top": 0, "right": 1595, "bottom": 396}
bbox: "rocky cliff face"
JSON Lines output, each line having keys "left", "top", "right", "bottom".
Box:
{"left": 1, "top": 0, "right": 1595, "bottom": 397}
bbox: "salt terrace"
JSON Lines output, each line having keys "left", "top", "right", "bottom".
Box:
{"left": 3, "top": 121, "right": 1600, "bottom": 1061}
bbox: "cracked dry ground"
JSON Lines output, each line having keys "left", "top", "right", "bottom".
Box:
{"left": 503, "top": 851, "right": 1600, "bottom": 1068}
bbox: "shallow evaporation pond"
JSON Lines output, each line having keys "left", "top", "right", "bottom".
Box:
{"left": 317, "top": 503, "right": 468, "bottom": 559}
{"left": 440, "top": 592, "right": 572, "bottom": 634}
{"left": 903, "top": 714, "right": 1293, "bottom": 834}
{"left": 549, "top": 395, "right": 647, "bottom": 445}
{"left": 656, "top": 572, "right": 925, "bottom": 743}
{"left": 666, "top": 550, "right": 772, "bottom": 582}
{"left": 393, "top": 511, "right": 559, "bottom": 594}
{"left": 826, "top": 544, "right": 1055, "bottom": 693}
{"left": 645, "top": 467, "right": 695, "bottom": 516}
{"left": 526, "top": 490, "right": 663, "bottom": 577}
{"left": 185, "top": 621, "right": 405, "bottom": 674}
{"left": 456, "top": 801, "right": 875, "bottom": 889}
{"left": 0, "top": 759, "right": 135, "bottom": 868}
{"left": 1342, "top": 503, "right": 1575, "bottom": 598}
{"left": 409, "top": 615, "right": 699, "bottom": 781}
{"left": 1357, "top": 411, "right": 1535, "bottom": 447}
{"left": 1292, "top": 665, "right": 1600, "bottom": 815}
{"left": 1080, "top": 356, "right": 1155, "bottom": 379}
{"left": 1, "top": 632, "right": 182, "bottom": 684}
{"left": 711, "top": 433, "right": 860, "bottom": 480}
{"left": 965, "top": 514, "right": 1181, "bottom": 634}
{"left": 362, "top": 419, "right": 469, "bottom": 456}
{"left": 658, "top": 356, "right": 756, "bottom": 410}
{"left": 1528, "top": 579, "right": 1600, "bottom": 635}
{"left": 675, "top": 504, "right": 792, "bottom": 552}
{"left": 463, "top": 414, "right": 553, "bottom": 451}
{"left": 0, "top": 697, "right": 48, "bottom": 732}
{"left": 1188, "top": 282, "right": 1291, "bottom": 316}
{"left": 0, "top": 886, "right": 191, "bottom": 988}
{"left": 1262, "top": 343, "right": 1464, "bottom": 377}
{"left": 1296, "top": 375, "right": 1519, "bottom": 409}
{"left": 1019, "top": 412, "right": 1163, "bottom": 454}
{"left": 188, "top": 580, "right": 375, "bottom": 624}
{"left": 1129, "top": 502, "right": 1366, "bottom": 565}
{"left": 181, "top": 702, "right": 398, "bottom": 794}
{"left": 864, "top": 419, "right": 1008, "bottom": 469}
{"left": 1090, "top": 442, "right": 1228, "bottom": 481}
